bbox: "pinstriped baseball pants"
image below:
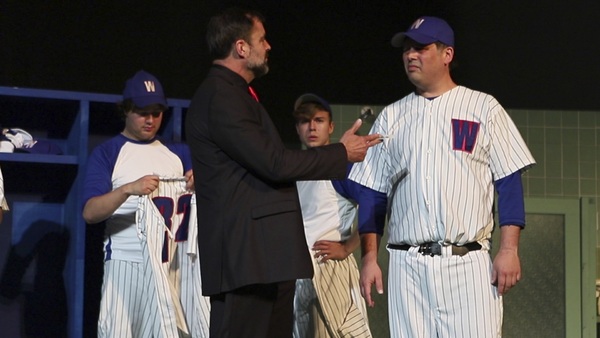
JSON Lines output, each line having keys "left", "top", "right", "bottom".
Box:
{"left": 294, "top": 254, "right": 372, "bottom": 338}
{"left": 388, "top": 248, "right": 502, "bottom": 337}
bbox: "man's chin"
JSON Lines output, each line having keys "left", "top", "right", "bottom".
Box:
{"left": 307, "top": 141, "right": 325, "bottom": 148}
{"left": 251, "top": 65, "right": 269, "bottom": 78}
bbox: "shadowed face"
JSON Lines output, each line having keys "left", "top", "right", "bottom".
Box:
{"left": 122, "top": 110, "right": 162, "bottom": 141}
{"left": 246, "top": 18, "right": 271, "bottom": 79}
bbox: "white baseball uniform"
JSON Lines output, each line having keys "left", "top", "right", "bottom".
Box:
{"left": 349, "top": 86, "right": 535, "bottom": 337}
{"left": 294, "top": 178, "right": 371, "bottom": 338}
{"left": 83, "top": 134, "right": 204, "bottom": 338}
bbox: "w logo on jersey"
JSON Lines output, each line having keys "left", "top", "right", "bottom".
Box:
{"left": 452, "top": 119, "right": 479, "bottom": 153}
{"left": 144, "top": 80, "right": 156, "bottom": 93}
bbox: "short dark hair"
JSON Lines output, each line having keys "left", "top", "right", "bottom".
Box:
{"left": 206, "top": 7, "right": 265, "bottom": 60}
{"left": 117, "top": 99, "right": 167, "bottom": 120}
{"left": 434, "top": 42, "right": 458, "bottom": 70}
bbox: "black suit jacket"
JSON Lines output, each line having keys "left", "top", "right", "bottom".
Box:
{"left": 185, "top": 65, "right": 347, "bottom": 296}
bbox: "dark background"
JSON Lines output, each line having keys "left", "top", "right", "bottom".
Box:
{"left": 0, "top": 2, "right": 597, "bottom": 336}
{"left": 1, "top": 1, "right": 599, "bottom": 142}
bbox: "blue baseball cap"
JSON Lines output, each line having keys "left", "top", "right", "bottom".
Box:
{"left": 294, "top": 93, "right": 332, "bottom": 113}
{"left": 123, "top": 70, "right": 167, "bottom": 107}
{"left": 391, "top": 16, "right": 454, "bottom": 48}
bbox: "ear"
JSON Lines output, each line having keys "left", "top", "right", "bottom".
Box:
{"left": 234, "top": 39, "right": 248, "bottom": 58}
{"left": 329, "top": 121, "right": 335, "bottom": 135}
{"left": 443, "top": 46, "right": 454, "bottom": 64}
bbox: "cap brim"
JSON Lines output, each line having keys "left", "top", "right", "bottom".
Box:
{"left": 391, "top": 32, "right": 406, "bottom": 48}
{"left": 294, "top": 93, "right": 331, "bottom": 112}
{"left": 132, "top": 96, "right": 168, "bottom": 108}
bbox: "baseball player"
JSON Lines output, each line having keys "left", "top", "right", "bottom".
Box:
{"left": 292, "top": 94, "right": 386, "bottom": 338}
{"left": 82, "top": 70, "right": 198, "bottom": 337}
{"left": 349, "top": 17, "right": 536, "bottom": 337}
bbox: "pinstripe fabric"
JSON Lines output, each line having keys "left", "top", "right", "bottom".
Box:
{"left": 388, "top": 249, "right": 502, "bottom": 337}
{"left": 294, "top": 278, "right": 324, "bottom": 337}
{"left": 100, "top": 178, "right": 209, "bottom": 338}
{"left": 137, "top": 184, "right": 188, "bottom": 337}
{"left": 98, "top": 260, "right": 161, "bottom": 337}
{"left": 294, "top": 255, "right": 371, "bottom": 338}
{"left": 98, "top": 193, "right": 188, "bottom": 338}
{"left": 349, "top": 86, "right": 535, "bottom": 247}
{"left": 180, "top": 194, "right": 211, "bottom": 338}
{"left": 349, "top": 86, "right": 534, "bottom": 337}
{"left": 312, "top": 256, "right": 371, "bottom": 338}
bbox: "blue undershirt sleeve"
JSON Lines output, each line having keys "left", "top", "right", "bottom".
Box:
{"left": 332, "top": 164, "right": 387, "bottom": 235}
{"left": 494, "top": 171, "right": 526, "bottom": 228}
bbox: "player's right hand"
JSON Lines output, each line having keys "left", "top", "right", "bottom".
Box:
{"left": 360, "top": 253, "right": 384, "bottom": 307}
{"left": 129, "top": 175, "right": 160, "bottom": 196}
{"left": 312, "top": 240, "right": 350, "bottom": 262}
{"left": 340, "top": 119, "right": 382, "bottom": 163}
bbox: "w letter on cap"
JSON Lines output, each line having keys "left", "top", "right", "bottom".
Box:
{"left": 144, "top": 80, "right": 156, "bottom": 93}
{"left": 411, "top": 18, "right": 425, "bottom": 29}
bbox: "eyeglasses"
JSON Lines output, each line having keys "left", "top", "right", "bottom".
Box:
{"left": 136, "top": 111, "right": 162, "bottom": 118}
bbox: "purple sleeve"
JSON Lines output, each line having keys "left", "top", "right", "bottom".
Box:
{"left": 332, "top": 164, "right": 387, "bottom": 235}
{"left": 494, "top": 171, "right": 526, "bottom": 228}
{"left": 82, "top": 137, "right": 122, "bottom": 208}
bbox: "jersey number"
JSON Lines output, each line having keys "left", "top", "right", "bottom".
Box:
{"left": 152, "top": 194, "right": 192, "bottom": 263}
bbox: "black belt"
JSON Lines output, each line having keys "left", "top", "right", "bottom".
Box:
{"left": 387, "top": 242, "right": 482, "bottom": 257}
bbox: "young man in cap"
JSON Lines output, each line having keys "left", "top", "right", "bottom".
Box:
{"left": 349, "top": 16, "right": 536, "bottom": 337}
{"left": 292, "top": 93, "right": 386, "bottom": 338}
{"left": 82, "top": 70, "right": 207, "bottom": 337}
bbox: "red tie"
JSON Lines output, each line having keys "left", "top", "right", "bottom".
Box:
{"left": 248, "top": 86, "right": 259, "bottom": 102}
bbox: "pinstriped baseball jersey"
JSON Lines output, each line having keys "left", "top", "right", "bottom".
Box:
{"left": 137, "top": 184, "right": 188, "bottom": 337}
{"left": 349, "top": 86, "right": 535, "bottom": 247}
{"left": 136, "top": 178, "right": 210, "bottom": 338}
{"left": 180, "top": 194, "right": 210, "bottom": 338}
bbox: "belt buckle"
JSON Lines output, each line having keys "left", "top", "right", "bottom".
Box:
{"left": 420, "top": 243, "right": 442, "bottom": 256}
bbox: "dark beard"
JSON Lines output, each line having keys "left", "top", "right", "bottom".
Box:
{"left": 249, "top": 62, "right": 269, "bottom": 79}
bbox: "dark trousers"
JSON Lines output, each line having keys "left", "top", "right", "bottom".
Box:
{"left": 209, "top": 280, "right": 296, "bottom": 338}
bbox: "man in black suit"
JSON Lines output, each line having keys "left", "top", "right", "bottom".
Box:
{"left": 185, "top": 7, "right": 382, "bottom": 338}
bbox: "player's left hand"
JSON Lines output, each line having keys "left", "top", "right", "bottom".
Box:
{"left": 312, "top": 240, "right": 351, "bottom": 262}
{"left": 185, "top": 169, "right": 195, "bottom": 191}
{"left": 491, "top": 248, "right": 521, "bottom": 295}
{"left": 360, "top": 252, "right": 383, "bottom": 307}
